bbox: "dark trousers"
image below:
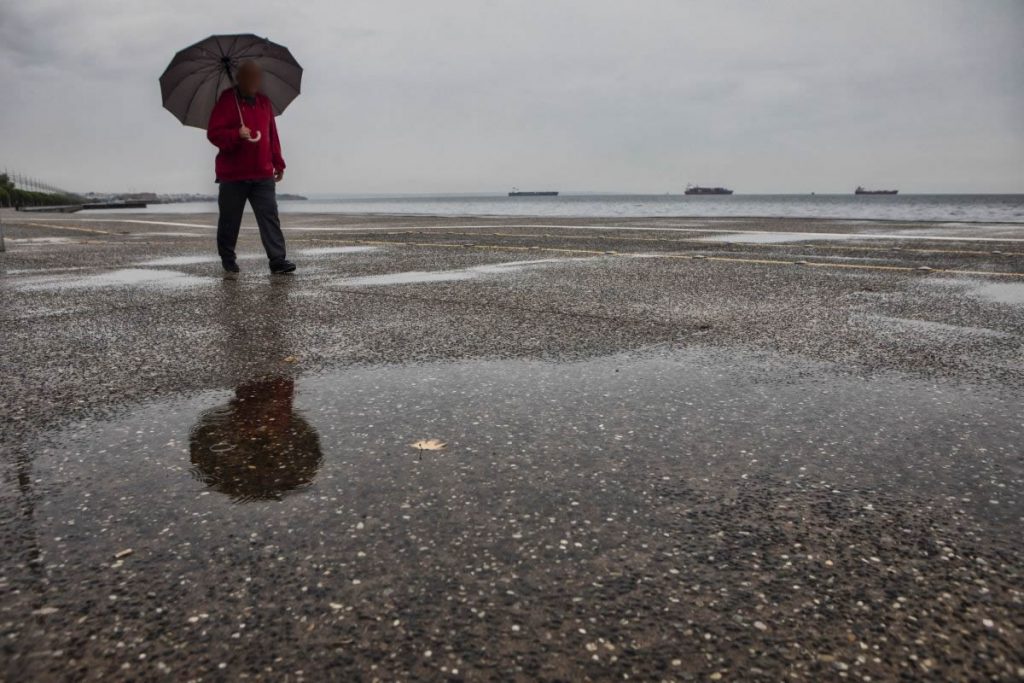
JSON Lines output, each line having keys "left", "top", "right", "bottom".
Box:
{"left": 217, "top": 179, "right": 287, "bottom": 267}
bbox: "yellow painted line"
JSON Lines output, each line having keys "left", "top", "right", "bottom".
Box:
{"left": 703, "top": 255, "right": 806, "bottom": 267}
{"left": 940, "top": 269, "right": 1024, "bottom": 278}
{"left": 798, "top": 261, "right": 918, "bottom": 272}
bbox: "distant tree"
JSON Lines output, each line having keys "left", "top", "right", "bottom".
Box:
{"left": 0, "top": 173, "right": 81, "bottom": 208}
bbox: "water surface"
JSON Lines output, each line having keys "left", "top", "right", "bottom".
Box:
{"left": 89, "top": 193, "right": 1024, "bottom": 223}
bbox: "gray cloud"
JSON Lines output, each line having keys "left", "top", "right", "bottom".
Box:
{"left": 1, "top": 0, "right": 1022, "bottom": 194}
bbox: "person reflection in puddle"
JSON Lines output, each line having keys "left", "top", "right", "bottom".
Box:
{"left": 189, "top": 377, "right": 322, "bottom": 502}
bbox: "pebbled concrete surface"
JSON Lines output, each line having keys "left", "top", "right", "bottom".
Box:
{"left": 1, "top": 210, "right": 1023, "bottom": 681}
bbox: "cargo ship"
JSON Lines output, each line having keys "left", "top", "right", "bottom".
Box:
{"left": 509, "top": 189, "right": 559, "bottom": 197}
{"left": 855, "top": 186, "right": 898, "bottom": 195}
{"left": 684, "top": 184, "right": 733, "bottom": 195}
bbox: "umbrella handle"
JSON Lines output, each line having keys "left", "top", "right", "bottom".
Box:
{"left": 233, "top": 89, "right": 262, "bottom": 143}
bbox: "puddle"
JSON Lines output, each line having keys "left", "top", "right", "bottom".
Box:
{"left": 859, "top": 314, "right": 1010, "bottom": 338}
{"left": 136, "top": 253, "right": 262, "bottom": 266}
{"left": 338, "top": 269, "right": 475, "bottom": 286}
{"left": 704, "top": 229, "right": 1024, "bottom": 244}
{"left": 136, "top": 249, "right": 370, "bottom": 266}
{"left": 929, "top": 278, "right": 1024, "bottom": 306}
{"left": 16, "top": 268, "right": 211, "bottom": 290}
{"left": 334, "top": 257, "right": 588, "bottom": 287}
{"left": 5, "top": 266, "right": 92, "bottom": 275}
{"left": 296, "top": 246, "right": 379, "bottom": 256}
{"left": 23, "top": 346, "right": 1022, "bottom": 522}
{"left": 189, "top": 377, "right": 322, "bottom": 502}
{"left": 76, "top": 218, "right": 215, "bottom": 228}
{"left": 969, "top": 282, "right": 1024, "bottom": 305}
{"left": 7, "top": 237, "right": 76, "bottom": 245}
{"left": 468, "top": 258, "right": 583, "bottom": 273}
{"left": 700, "top": 232, "right": 861, "bottom": 244}
{"left": 936, "top": 222, "right": 1024, "bottom": 229}
{"left": 886, "top": 225, "right": 1024, "bottom": 239}
{"left": 130, "top": 232, "right": 204, "bottom": 238}
{"left": 8, "top": 346, "right": 1023, "bottom": 681}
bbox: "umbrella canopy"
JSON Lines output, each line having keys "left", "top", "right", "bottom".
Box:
{"left": 159, "top": 34, "right": 302, "bottom": 129}
{"left": 189, "top": 377, "right": 323, "bottom": 502}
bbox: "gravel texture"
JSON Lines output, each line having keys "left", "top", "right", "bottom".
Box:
{"left": 1, "top": 210, "right": 1022, "bottom": 681}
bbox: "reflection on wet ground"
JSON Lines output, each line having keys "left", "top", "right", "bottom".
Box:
{"left": 333, "top": 257, "right": 592, "bottom": 287}
{"left": 858, "top": 313, "right": 1011, "bottom": 338}
{"left": 189, "top": 377, "right": 322, "bottom": 502}
{"left": 4, "top": 346, "right": 1022, "bottom": 679}
{"left": 6, "top": 237, "right": 77, "bottom": 245}
{"left": 926, "top": 277, "right": 1024, "bottom": 306}
{"left": 970, "top": 281, "right": 1024, "bottom": 305}
{"left": 127, "top": 231, "right": 204, "bottom": 238}
{"left": 29, "top": 346, "right": 1023, "bottom": 527}
{"left": 336, "top": 268, "right": 476, "bottom": 286}
{"left": 15, "top": 268, "right": 211, "bottom": 290}
{"left": 700, "top": 232, "right": 862, "bottom": 244}
{"left": 136, "top": 254, "right": 263, "bottom": 266}
{"left": 296, "top": 245, "right": 379, "bottom": 256}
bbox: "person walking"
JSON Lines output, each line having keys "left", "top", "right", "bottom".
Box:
{"left": 207, "top": 61, "right": 295, "bottom": 275}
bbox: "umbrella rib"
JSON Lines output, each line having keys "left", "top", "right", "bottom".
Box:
{"left": 177, "top": 62, "right": 222, "bottom": 80}
{"left": 163, "top": 62, "right": 222, "bottom": 105}
{"left": 166, "top": 57, "right": 224, "bottom": 76}
{"left": 232, "top": 42, "right": 276, "bottom": 62}
{"left": 232, "top": 40, "right": 260, "bottom": 58}
{"left": 161, "top": 59, "right": 219, "bottom": 88}
{"left": 260, "top": 65, "right": 299, "bottom": 92}
{"left": 182, "top": 73, "right": 216, "bottom": 126}
{"left": 261, "top": 69, "right": 300, "bottom": 102}
{"left": 226, "top": 34, "right": 242, "bottom": 66}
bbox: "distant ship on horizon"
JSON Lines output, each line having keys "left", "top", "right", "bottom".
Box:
{"left": 855, "top": 186, "right": 898, "bottom": 195}
{"left": 685, "top": 184, "right": 733, "bottom": 195}
{"left": 509, "top": 188, "right": 559, "bottom": 197}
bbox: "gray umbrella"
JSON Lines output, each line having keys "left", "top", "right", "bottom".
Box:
{"left": 159, "top": 34, "right": 302, "bottom": 129}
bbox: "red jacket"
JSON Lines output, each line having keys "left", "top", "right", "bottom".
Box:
{"left": 206, "top": 88, "right": 285, "bottom": 182}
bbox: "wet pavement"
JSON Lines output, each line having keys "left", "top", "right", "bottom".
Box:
{"left": 2, "top": 210, "right": 1023, "bottom": 681}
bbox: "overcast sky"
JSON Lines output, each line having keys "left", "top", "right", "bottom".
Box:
{"left": 2, "top": 0, "right": 1022, "bottom": 194}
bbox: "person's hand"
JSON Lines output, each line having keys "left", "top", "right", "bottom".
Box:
{"left": 274, "top": 168, "right": 285, "bottom": 182}
{"left": 239, "top": 125, "right": 251, "bottom": 139}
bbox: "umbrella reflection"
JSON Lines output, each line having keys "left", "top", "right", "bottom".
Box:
{"left": 189, "top": 377, "right": 322, "bottom": 502}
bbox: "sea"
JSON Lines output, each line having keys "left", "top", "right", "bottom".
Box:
{"left": 109, "top": 194, "right": 1024, "bottom": 223}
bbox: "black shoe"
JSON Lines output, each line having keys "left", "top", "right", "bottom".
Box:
{"left": 270, "top": 260, "right": 296, "bottom": 274}
{"left": 222, "top": 261, "right": 240, "bottom": 273}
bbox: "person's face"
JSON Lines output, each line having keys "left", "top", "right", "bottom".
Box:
{"left": 237, "top": 64, "right": 262, "bottom": 95}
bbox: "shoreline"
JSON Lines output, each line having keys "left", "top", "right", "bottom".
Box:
{"left": 7, "top": 191, "right": 1017, "bottom": 224}
{"left": 8, "top": 207, "right": 1024, "bottom": 227}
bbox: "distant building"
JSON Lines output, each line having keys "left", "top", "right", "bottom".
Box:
{"left": 120, "top": 192, "right": 159, "bottom": 202}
